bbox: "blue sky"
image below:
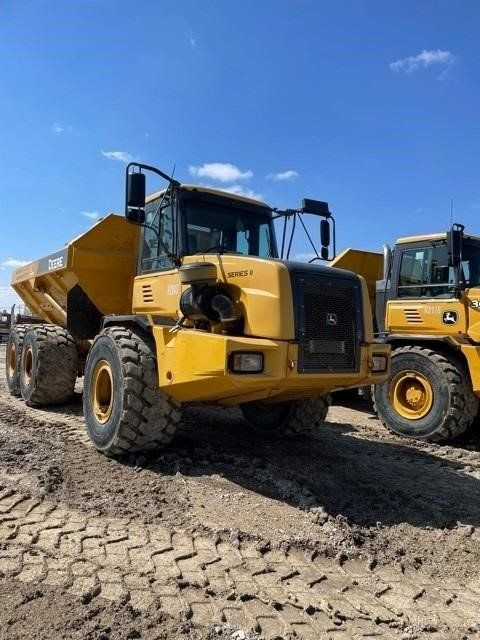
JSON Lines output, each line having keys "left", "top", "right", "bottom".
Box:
{"left": 1, "top": 1, "right": 480, "bottom": 308}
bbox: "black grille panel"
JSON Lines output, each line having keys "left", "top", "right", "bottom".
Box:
{"left": 294, "top": 272, "right": 362, "bottom": 373}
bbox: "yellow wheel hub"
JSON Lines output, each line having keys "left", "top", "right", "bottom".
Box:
{"left": 389, "top": 370, "right": 433, "bottom": 420}
{"left": 23, "top": 345, "right": 33, "bottom": 385}
{"left": 91, "top": 360, "right": 114, "bottom": 425}
{"left": 7, "top": 342, "right": 17, "bottom": 379}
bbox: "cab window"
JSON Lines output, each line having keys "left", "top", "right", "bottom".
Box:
{"left": 398, "top": 245, "right": 455, "bottom": 298}
{"left": 185, "top": 201, "right": 276, "bottom": 258}
{"left": 140, "top": 199, "right": 176, "bottom": 272}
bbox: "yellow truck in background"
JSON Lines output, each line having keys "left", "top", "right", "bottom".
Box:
{"left": 333, "top": 223, "right": 480, "bottom": 441}
{"left": 6, "top": 162, "right": 389, "bottom": 456}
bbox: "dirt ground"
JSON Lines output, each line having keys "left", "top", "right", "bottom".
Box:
{"left": 0, "top": 344, "right": 479, "bottom": 640}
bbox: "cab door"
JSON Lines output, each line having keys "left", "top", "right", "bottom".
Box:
{"left": 386, "top": 243, "right": 467, "bottom": 336}
{"left": 132, "top": 196, "right": 180, "bottom": 317}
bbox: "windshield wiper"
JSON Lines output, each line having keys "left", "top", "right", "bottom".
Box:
{"left": 193, "top": 244, "right": 225, "bottom": 255}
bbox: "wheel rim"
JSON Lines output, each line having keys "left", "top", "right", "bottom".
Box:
{"left": 23, "top": 345, "right": 33, "bottom": 385}
{"left": 7, "top": 342, "right": 17, "bottom": 379}
{"left": 91, "top": 360, "right": 114, "bottom": 425}
{"left": 389, "top": 370, "right": 433, "bottom": 420}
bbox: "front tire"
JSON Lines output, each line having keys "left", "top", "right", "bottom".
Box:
{"left": 373, "top": 346, "right": 478, "bottom": 442}
{"left": 240, "top": 395, "right": 331, "bottom": 436}
{"left": 83, "top": 326, "right": 181, "bottom": 456}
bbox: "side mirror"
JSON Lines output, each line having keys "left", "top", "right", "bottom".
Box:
{"left": 447, "top": 223, "right": 464, "bottom": 267}
{"left": 127, "top": 172, "right": 146, "bottom": 209}
{"left": 320, "top": 219, "right": 330, "bottom": 248}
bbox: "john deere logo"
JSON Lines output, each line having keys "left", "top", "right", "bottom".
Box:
{"left": 326, "top": 313, "right": 337, "bottom": 326}
{"left": 442, "top": 310, "right": 457, "bottom": 325}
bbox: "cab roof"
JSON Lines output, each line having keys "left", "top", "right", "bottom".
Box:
{"left": 145, "top": 183, "right": 269, "bottom": 209}
{"left": 396, "top": 231, "right": 480, "bottom": 245}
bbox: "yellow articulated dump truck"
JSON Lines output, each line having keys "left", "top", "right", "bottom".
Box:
{"left": 332, "top": 223, "right": 480, "bottom": 442}
{"left": 6, "top": 162, "right": 389, "bottom": 456}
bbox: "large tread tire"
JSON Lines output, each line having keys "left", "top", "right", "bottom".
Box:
{"left": 373, "top": 345, "right": 478, "bottom": 442}
{"left": 83, "top": 326, "right": 181, "bottom": 456}
{"left": 5, "top": 325, "right": 29, "bottom": 396}
{"left": 19, "top": 325, "right": 78, "bottom": 406}
{"left": 240, "top": 395, "right": 331, "bottom": 437}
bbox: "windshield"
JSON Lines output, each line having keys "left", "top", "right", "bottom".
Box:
{"left": 461, "top": 240, "right": 480, "bottom": 288}
{"left": 397, "top": 239, "right": 480, "bottom": 298}
{"left": 185, "top": 201, "right": 277, "bottom": 258}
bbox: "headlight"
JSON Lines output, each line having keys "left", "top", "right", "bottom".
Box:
{"left": 229, "top": 352, "right": 264, "bottom": 373}
{"left": 371, "top": 354, "right": 388, "bottom": 372}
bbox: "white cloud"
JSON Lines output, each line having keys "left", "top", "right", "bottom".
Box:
{"left": 190, "top": 36, "right": 197, "bottom": 48}
{"left": 81, "top": 211, "right": 100, "bottom": 220}
{"left": 101, "top": 150, "right": 135, "bottom": 164}
{"left": 189, "top": 162, "right": 253, "bottom": 183}
{"left": 52, "top": 123, "right": 73, "bottom": 134}
{"left": 390, "top": 49, "right": 455, "bottom": 74}
{"left": 267, "top": 170, "right": 299, "bottom": 182}
{"left": 1, "top": 258, "right": 29, "bottom": 269}
{"left": 199, "top": 183, "right": 263, "bottom": 201}
{"left": 220, "top": 184, "right": 263, "bottom": 201}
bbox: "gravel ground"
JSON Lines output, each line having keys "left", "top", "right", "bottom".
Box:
{"left": 0, "top": 344, "right": 479, "bottom": 640}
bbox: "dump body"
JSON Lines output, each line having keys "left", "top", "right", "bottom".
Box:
{"left": 12, "top": 215, "right": 139, "bottom": 338}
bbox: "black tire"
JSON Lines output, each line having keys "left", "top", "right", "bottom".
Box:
{"left": 240, "top": 395, "right": 331, "bottom": 436}
{"left": 373, "top": 346, "right": 478, "bottom": 442}
{"left": 83, "top": 326, "right": 181, "bottom": 456}
{"left": 5, "top": 325, "right": 28, "bottom": 396}
{"left": 19, "top": 325, "right": 78, "bottom": 406}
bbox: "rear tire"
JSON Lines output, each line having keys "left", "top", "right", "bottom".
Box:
{"left": 6, "top": 325, "right": 28, "bottom": 396}
{"left": 240, "top": 395, "right": 331, "bottom": 436}
{"left": 373, "top": 346, "right": 478, "bottom": 442}
{"left": 83, "top": 326, "right": 181, "bottom": 456}
{"left": 19, "top": 325, "right": 78, "bottom": 406}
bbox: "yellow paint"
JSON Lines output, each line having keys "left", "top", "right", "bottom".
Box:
{"left": 92, "top": 359, "right": 114, "bottom": 424}
{"left": 133, "top": 254, "right": 296, "bottom": 340}
{"left": 389, "top": 370, "right": 433, "bottom": 419}
{"left": 460, "top": 344, "right": 480, "bottom": 393}
{"left": 152, "top": 325, "right": 389, "bottom": 404}
{"left": 12, "top": 215, "right": 139, "bottom": 324}
{"left": 386, "top": 298, "right": 467, "bottom": 335}
{"left": 330, "top": 248, "right": 383, "bottom": 312}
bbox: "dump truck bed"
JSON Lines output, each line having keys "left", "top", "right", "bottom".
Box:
{"left": 11, "top": 215, "right": 139, "bottom": 338}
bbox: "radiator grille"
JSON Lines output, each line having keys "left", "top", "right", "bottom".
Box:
{"left": 294, "top": 273, "right": 362, "bottom": 373}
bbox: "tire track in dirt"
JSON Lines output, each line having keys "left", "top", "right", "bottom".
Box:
{"left": 1, "top": 489, "right": 479, "bottom": 639}
{"left": 1, "top": 345, "right": 480, "bottom": 638}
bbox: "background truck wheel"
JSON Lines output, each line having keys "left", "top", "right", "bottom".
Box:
{"left": 373, "top": 345, "right": 478, "bottom": 442}
{"left": 19, "top": 325, "right": 78, "bottom": 406}
{"left": 5, "top": 325, "right": 29, "bottom": 396}
{"left": 240, "top": 395, "right": 331, "bottom": 436}
{"left": 83, "top": 326, "right": 181, "bottom": 456}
